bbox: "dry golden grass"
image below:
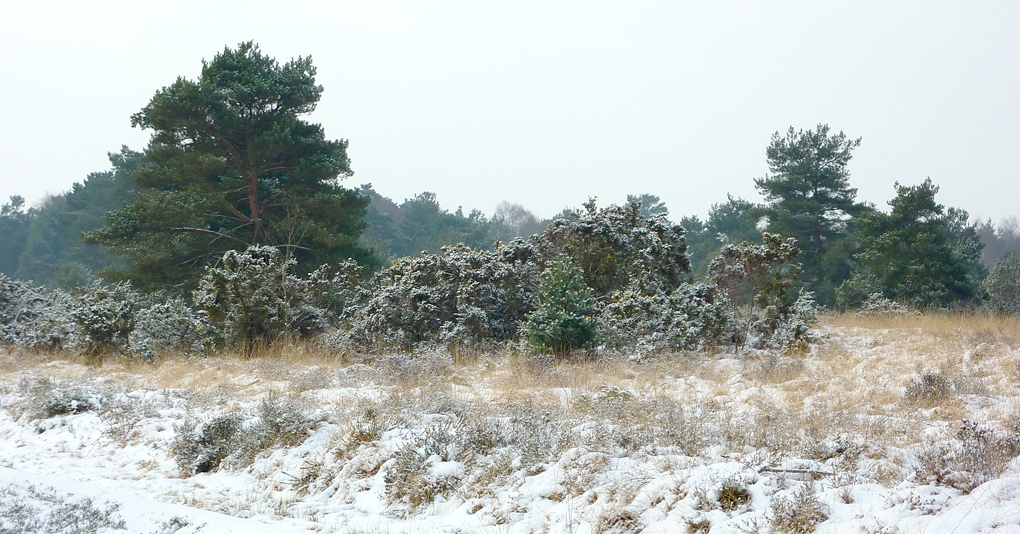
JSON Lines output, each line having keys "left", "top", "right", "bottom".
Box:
{"left": 2, "top": 311, "right": 1018, "bottom": 461}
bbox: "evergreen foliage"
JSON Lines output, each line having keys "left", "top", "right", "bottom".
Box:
{"left": 755, "top": 124, "right": 870, "bottom": 302}
{"left": 522, "top": 259, "right": 598, "bottom": 354}
{"left": 708, "top": 233, "right": 815, "bottom": 350}
{"left": 845, "top": 179, "right": 984, "bottom": 308}
{"left": 86, "top": 42, "right": 374, "bottom": 292}
{"left": 984, "top": 252, "right": 1020, "bottom": 315}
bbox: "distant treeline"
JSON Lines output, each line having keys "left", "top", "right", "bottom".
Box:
{"left": 2, "top": 146, "right": 1019, "bottom": 310}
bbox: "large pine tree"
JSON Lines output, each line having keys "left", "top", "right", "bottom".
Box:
{"left": 87, "top": 42, "right": 374, "bottom": 292}
{"left": 755, "top": 124, "right": 869, "bottom": 301}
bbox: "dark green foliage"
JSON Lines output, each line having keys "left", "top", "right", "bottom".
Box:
{"left": 845, "top": 179, "right": 984, "bottom": 308}
{"left": 984, "top": 252, "right": 1020, "bottom": 314}
{"left": 541, "top": 198, "right": 690, "bottom": 299}
{"left": 682, "top": 195, "right": 762, "bottom": 278}
{"left": 755, "top": 125, "right": 869, "bottom": 302}
{"left": 0, "top": 196, "right": 31, "bottom": 277}
{"left": 391, "top": 192, "right": 498, "bottom": 257}
{"left": 523, "top": 259, "right": 598, "bottom": 354}
{"left": 12, "top": 148, "right": 143, "bottom": 288}
{"left": 87, "top": 42, "right": 374, "bottom": 292}
{"left": 626, "top": 193, "right": 669, "bottom": 219}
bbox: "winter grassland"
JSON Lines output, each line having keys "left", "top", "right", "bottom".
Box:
{"left": 1, "top": 313, "right": 1020, "bottom": 534}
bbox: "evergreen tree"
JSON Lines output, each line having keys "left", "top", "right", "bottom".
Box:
{"left": 87, "top": 42, "right": 374, "bottom": 292}
{"left": 755, "top": 124, "right": 867, "bottom": 301}
{"left": 0, "top": 196, "right": 31, "bottom": 277}
{"left": 845, "top": 178, "right": 984, "bottom": 308}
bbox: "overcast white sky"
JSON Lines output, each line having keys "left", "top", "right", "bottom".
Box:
{"left": 1, "top": 1, "right": 1018, "bottom": 223}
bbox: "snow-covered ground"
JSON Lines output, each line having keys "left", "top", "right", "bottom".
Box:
{"left": 2, "top": 317, "right": 1020, "bottom": 533}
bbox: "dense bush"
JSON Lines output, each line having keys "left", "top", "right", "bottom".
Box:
{"left": 540, "top": 198, "right": 690, "bottom": 299}
{"left": 984, "top": 251, "right": 1020, "bottom": 315}
{"left": 70, "top": 281, "right": 139, "bottom": 359}
{"left": 194, "top": 246, "right": 333, "bottom": 352}
{"left": 344, "top": 240, "right": 541, "bottom": 349}
{"left": 0, "top": 275, "right": 75, "bottom": 351}
{"left": 522, "top": 259, "right": 598, "bottom": 354}
{"left": 598, "top": 282, "right": 732, "bottom": 353}
{"left": 708, "top": 233, "right": 817, "bottom": 350}
{"left": 128, "top": 298, "right": 211, "bottom": 360}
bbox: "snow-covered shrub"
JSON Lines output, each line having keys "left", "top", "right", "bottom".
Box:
{"left": 0, "top": 275, "right": 75, "bottom": 351}
{"left": 915, "top": 420, "right": 1020, "bottom": 492}
{"left": 598, "top": 282, "right": 732, "bottom": 353}
{"left": 540, "top": 198, "right": 690, "bottom": 299}
{"left": 854, "top": 293, "right": 917, "bottom": 317}
{"left": 717, "top": 478, "right": 752, "bottom": 512}
{"left": 18, "top": 377, "right": 103, "bottom": 420}
{"left": 194, "top": 246, "right": 333, "bottom": 352}
{"left": 522, "top": 259, "right": 598, "bottom": 354}
{"left": 70, "top": 281, "right": 139, "bottom": 359}
{"left": 764, "top": 291, "right": 818, "bottom": 351}
{"left": 346, "top": 240, "right": 540, "bottom": 349}
{"left": 385, "top": 423, "right": 462, "bottom": 511}
{"left": 171, "top": 400, "right": 317, "bottom": 476}
{"left": 128, "top": 298, "right": 211, "bottom": 360}
{"left": 903, "top": 372, "right": 953, "bottom": 407}
{"left": 769, "top": 483, "right": 829, "bottom": 534}
{"left": 171, "top": 413, "right": 245, "bottom": 475}
{"left": 984, "top": 251, "right": 1020, "bottom": 315}
{"left": 0, "top": 484, "right": 126, "bottom": 534}
{"left": 707, "top": 233, "right": 817, "bottom": 351}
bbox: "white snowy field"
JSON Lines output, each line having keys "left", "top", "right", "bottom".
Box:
{"left": 2, "top": 314, "right": 1020, "bottom": 534}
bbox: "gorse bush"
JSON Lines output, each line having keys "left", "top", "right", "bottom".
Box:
{"left": 540, "top": 198, "right": 690, "bottom": 299}
{"left": 1, "top": 198, "right": 825, "bottom": 359}
{"left": 70, "top": 281, "right": 139, "bottom": 359}
{"left": 599, "top": 282, "right": 732, "bottom": 353}
{"left": 194, "top": 246, "right": 334, "bottom": 352}
{"left": 0, "top": 275, "right": 75, "bottom": 351}
{"left": 708, "top": 233, "right": 817, "bottom": 350}
{"left": 128, "top": 298, "right": 211, "bottom": 360}
{"left": 345, "top": 240, "right": 541, "bottom": 349}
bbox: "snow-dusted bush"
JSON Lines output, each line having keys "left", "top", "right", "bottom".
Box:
{"left": 0, "top": 484, "right": 126, "bottom": 534}
{"left": 170, "top": 399, "right": 317, "bottom": 476}
{"left": 0, "top": 275, "right": 76, "bottom": 351}
{"left": 854, "top": 292, "right": 917, "bottom": 317}
{"left": 707, "top": 233, "right": 817, "bottom": 351}
{"left": 194, "top": 245, "right": 335, "bottom": 352}
{"left": 17, "top": 377, "right": 104, "bottom": 420}
{"left": 70, "top": 281, "right": 139, "bottom": 359}
{"left": 346, "top": 240, "right": 540, "bottom": 349}
{"left": 171, "top": 414, "right": 245, "bottom": 475}
{"left": 128, "top": 298, "right": 211, "bottom": 360}
{"left": 598, "top": 282, "right": 732, "bottom": 353}
{"left": 522, "top": 259, "right": 598, "bottom": 354}
{"left": 984, "top": 251, "right": 1020, "bottom": 315}
{"left": 770, "top": 483, "right": 829, "bottom": 534}
{"left": 915, "top": 420, "right": 1020, "bottom": 492}
{"left": 540, "top": 198, "right": 690, "bottom": 299}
